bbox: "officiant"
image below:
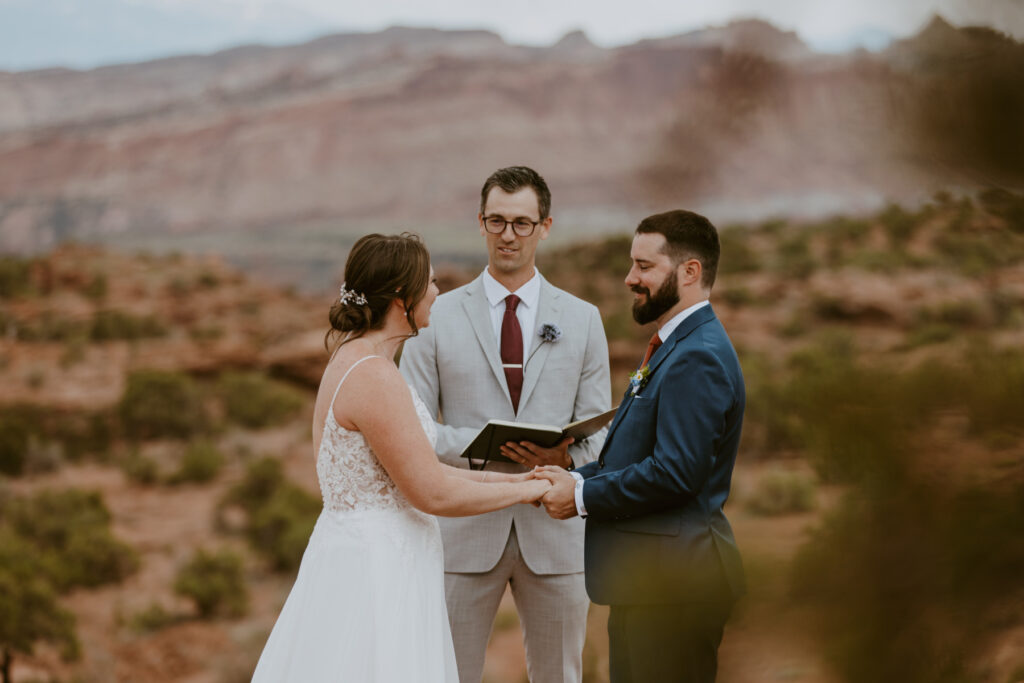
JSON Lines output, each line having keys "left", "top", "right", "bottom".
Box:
{"left": 401, "top": 165, "right": 611, "bottom": 683}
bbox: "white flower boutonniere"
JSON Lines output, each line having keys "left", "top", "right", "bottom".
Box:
{"left": 537, "top": 323, "right": 562, "bottom": 343}
{"left": 629, "top": 365, "right": 652, "bottom": 396}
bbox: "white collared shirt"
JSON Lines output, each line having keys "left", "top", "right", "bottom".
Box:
{"left": 655, "top": 299, "right": 710, "bottom": 344}
{"left": 481, "top": 267, "right": 541, "bottom": 359}
{"left": 571, "top": 298, "right": 711, "bottom": 517}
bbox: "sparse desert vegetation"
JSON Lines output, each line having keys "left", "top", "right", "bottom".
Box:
{"left": 0, "top": 191, "right": 1022, "bottom": 682}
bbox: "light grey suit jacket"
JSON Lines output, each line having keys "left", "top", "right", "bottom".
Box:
{"left": 400, "top": 273, "right": 611, "bottom": 574}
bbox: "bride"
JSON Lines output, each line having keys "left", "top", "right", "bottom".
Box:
{"left": 252, "top": 233, "right": 551, "bottom": 682}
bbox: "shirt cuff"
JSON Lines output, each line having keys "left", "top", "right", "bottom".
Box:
{"left": 570, "top": 472, "right": 587, "bottom": 518}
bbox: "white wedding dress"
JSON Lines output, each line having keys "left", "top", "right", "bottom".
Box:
{"left": 252, "top": 355, "right": 458, "bottom": 682}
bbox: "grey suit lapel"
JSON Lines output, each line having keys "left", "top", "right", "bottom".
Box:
{"left": 461, "top": 277, "right": 511, "bottom": 404}
{"left": 519, "top": 279, "right": 562, "bottom": 410}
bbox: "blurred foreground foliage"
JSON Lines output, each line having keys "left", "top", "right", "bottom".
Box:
{"left": 219, "top": 457, "right": 320, "bottom": 572}
{"left": 741, "top": 334, "right": 1024, "bottom": 682}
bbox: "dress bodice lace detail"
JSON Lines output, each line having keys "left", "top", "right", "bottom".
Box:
{"left": 316, "top": 356, "right": 438, "bottom": 513}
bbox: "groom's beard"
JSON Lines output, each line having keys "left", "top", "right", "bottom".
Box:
{"left": 631, "top": 270, "right": 679, "bottom": 325}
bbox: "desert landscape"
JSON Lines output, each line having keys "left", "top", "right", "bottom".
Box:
{"left": 2, "top": 188, "right": 1023, "bottom": 682}
{"left": 2, "top": 13, "right": 1023, "bottom": 683}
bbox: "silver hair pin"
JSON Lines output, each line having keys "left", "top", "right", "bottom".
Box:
{"left": 339, "top": 283, "right": 368, "bottom": 306}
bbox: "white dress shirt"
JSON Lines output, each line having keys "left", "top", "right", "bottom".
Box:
{"left": 481, "top": 267, "right": 541, "bottom": 360}
{"left": 571, "top": 299, "right": 711, "bottom": 517}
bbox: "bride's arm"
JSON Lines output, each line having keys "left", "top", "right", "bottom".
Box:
{"left": 336, "top": 361, "right": 550, "bottom": 517}
{"left": 438, "top": 464, "right": 533, "bottom": 483}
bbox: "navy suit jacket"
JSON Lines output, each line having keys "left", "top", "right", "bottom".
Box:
{"left": 575, "top": 304, "right": 746, "bottom": 606}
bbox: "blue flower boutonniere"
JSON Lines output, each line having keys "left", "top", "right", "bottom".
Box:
{"left": 629, "top": 365, "right": 652, "bottom": 396}
{"left": 537, "top": 323, "right": 562, "bottom": 343}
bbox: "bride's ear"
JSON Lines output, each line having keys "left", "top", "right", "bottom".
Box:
{"left": 389, "top": 296, "right": 409, "bottom": 315}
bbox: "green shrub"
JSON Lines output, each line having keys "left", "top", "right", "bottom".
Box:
{"left": 90, "top": 309, "right": 167, "bottom": 341}
{"left": 119, "top": 451, "right": 160, "bottom": 485}
{"left": 197, "top": 271, "right": 221, "bottom": 289}
{"left": 0, "top": 531, "right": 80, "bottom": 673}
{"left": 783, "top": 335, "right": 907, "bottom": 484}
{"left": 119, "top": 370, "right": 206, "bottom": 440}
{"left": 877, "top": 203, "right": 920, "bottom": 245}
{"left": 979, "top": 187, "right": 1024, "bottom": 233}
{"left": 719, "top": 286, "right": 755, "bottom": 308}
{"left": 961, "top": 345, "right": 1024, "bottom": 439}
{"left": 914, "top": 300, "right": 987, "bottom": 328}
{"left": 718, "top": 227, "right": 760, "bottom": 274}
{"left": 775, "top": 234, "right": 816, "bottom": 279}
{"left": 777, "top": 312, "right": 809, "bottom": 338}
{"left": 83, "top": 273, "right": 108, "bottom": 302}
{"left": 746, "top": 468, "right": 816, "bottom": 516}
{"left": 247, "top": 486, "right": 321, "bottom": 571}
{"left": 221, "top": 457, "right": 320, "bottom": 571}
{"left": 0, "top": 415, "right": 31, "bottom": 477}
{"left": 218, "top": 372, "right": 304, "bottom": 429}
{"left": 170, "top": 441, "right": 224, "bottom": 484}
{"left": 1, "top": 489, "right": 138, "bottom": 591}
{"left": 126, "top": 603, "right": 178, "bottom": 634}
{"left": 222, "top": 457, "right": 284, "bottom": 514}
{"left": 189, "top": 324, "right": 225, "bottom": 342}
{"left": 0, "top": 257, "right": 33, "bottom": 298}
{"left": 903, "top": 322, "right": 956, "bottom": 349}
{"left": 174, "top": 548, "right": 248, "bottom": 619}
{"left": 0, "top": 405, "right": 47, "bottom": 476}
{"left": 14, "top": 312, "right": 87, "bottom": 342}
{"left": 0, "top": 406, "right": 113, "bottom": 474}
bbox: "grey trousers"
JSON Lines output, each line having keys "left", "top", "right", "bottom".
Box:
{"left": 443, "top": 525, "right": 590, "bottom": 683}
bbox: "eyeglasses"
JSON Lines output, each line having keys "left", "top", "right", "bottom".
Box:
{"left": 482, "top": 215, "right": 541, "bottom": 237}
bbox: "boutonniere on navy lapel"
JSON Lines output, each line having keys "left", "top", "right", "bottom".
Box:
{"left": 628, "top": 365, "right": 651, "bottom": 397}
{"left": 537, "top": 323, "right": 562, "bottom": 343}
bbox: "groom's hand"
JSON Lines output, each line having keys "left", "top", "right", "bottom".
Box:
{"left": 500, "top": 436, "right": 574, "bottom": 469}
{"left": 534, "top": 466, "right": 578, "bottom": 520}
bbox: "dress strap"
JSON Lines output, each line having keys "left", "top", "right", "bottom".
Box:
{"left": 328, "top": 355, "right": 385, "bottom": 410}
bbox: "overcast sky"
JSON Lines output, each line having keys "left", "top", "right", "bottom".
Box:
{"left": 286, "top": 0, "right": 1024, "bottom": 47}
{"left": 1, "top": 0, "right": 1022, "bottom": 70}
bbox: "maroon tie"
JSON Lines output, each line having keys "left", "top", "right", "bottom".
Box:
{"left": 640, "top": 332, "right": 662, "bottom": 368}
{"left": 501, "top": 294, "right": 523, "bottom": 412}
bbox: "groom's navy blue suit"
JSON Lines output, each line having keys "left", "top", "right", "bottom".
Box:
{"left": 574, "top": 304, "right": 745, "bottom": 682}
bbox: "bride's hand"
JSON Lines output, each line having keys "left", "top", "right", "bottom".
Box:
{"left": 520, "top": 478, "right": 552, "bottom": 505}
{"left": 487, "top": 469, "right": 538, "bottom": 483}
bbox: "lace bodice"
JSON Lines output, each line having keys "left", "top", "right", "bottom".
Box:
{"left": 316, "top": 356, "right": 438, "bottom": 513}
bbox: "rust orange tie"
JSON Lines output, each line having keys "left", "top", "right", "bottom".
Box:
{"left": 640, "top": 332, "right": 662, "bottom": 368}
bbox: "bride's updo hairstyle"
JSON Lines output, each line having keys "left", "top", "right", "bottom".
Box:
{"left": 326, "top": 232, "right": 431, "bottom": 351}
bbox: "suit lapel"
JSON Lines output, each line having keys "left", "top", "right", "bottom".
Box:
{"left": 461, "top": 277, "right": 510, "bottom": 404}
{"left": 518, "top": 278, "right": 562, "bottom": 410}
{"left": 604, "top": 305, "right": 718, "bottom": 444}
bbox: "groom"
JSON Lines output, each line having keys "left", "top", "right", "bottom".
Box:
{"left": 401, "top": 166, "right": 611, "bottom": 682}
{"left": 528, "top": 210, "right": 746, "bottom": 682}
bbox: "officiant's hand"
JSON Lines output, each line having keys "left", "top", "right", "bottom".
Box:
{"left": 500, "top": 436, "right": 575, "bottom": 469}
{"left": 533, "top": 466, "right": 578, "bottom": 520}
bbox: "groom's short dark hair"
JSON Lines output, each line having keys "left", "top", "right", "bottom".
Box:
{"left": 636, "top": 210, "right": 720, "bottom": 289}
{"left": 480, "top": 166, "right": 552, "bottom": 220}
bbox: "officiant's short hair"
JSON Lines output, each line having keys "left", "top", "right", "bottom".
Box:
{"left": 479, "top": 166, "right": 552, "bottom": 220}
{"left": 636, "top": 210, "right": 720, "bottom": 289}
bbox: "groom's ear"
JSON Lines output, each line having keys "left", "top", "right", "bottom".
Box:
{"left": 679, "top": 258, "right": 702, "bottom": 287}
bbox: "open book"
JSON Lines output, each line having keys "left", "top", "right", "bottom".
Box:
{"left": 460, "top": 406, "right": 619, "bottom": 464}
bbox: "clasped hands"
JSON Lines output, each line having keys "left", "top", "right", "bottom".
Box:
{"left": 499, "top": 437, "right": 579, "bottom": 520}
